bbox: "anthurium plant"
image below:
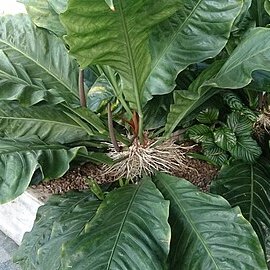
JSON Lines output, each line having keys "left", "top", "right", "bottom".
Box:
{"left": 0, "top": 0, "right": 268, "bottom": 269}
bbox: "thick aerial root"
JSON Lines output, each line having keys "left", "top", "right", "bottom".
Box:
{"left": 102, "top": 138, "right": 194, "bottom": 182}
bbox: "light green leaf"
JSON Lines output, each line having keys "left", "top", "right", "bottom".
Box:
{"left": 207, "top": 28, "right": 270, "bottom": 89}
{"left": 105, "top": 0, "right": 115, "bottom": 11}
{"left": 214, "top": 126, "right": 237, "bottom": 150}
{"left": 19, "top": 0, "right": 66, "bottom": 36}
{"left": 48, "top": 0, "right": 67, "bottom": 13}
{"left": 144, "top": 0, "right": 243, "bottom": 96}
{"left": 211, "top": 160, "right": 270, "bottom": 263}
{"left": 61, "top": 0, "right": 179, "bottom": 114}
{"left": 186, "top": 124, "right": 212, "bottom": 143}
{"left": 0, "top": 136, "right": 86, "bottom": 204}
{"left": 227, "top": 135, "right": 262, "bottom": 162}
{"left": 196, "top": 108, "right": 219, "bottom": 124}
{"left": 153, "top": 172, "right": 268, "bottom": 270}
{"left": 14, "top": 192, "right": 101, "bottom": 270}
{"left": 0, "top": 14, "right": 79, "bottom": 105}
{"left": 61, "top": 178, "right": 170, "bottom": 270}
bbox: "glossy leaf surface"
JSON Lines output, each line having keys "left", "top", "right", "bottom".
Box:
{"left": 211, "top": 160, "right": 270, "bottom": 263}
{"left": 61, "top": 178, "right": 171, "bottom": 270}
{"left": 0, "top": 14, "right": 79, "bottom": 105}
{"left": 153, "top": 172, "right": 268, "bottom": 270}
{"left": 208, "top": 28, "right": 270, "bottom": 89}
{"left": 144, "top": 0, "right": 243, "bottom": 96}
{"left": 164, "top": 61, "right": 225, "bottom": 137}
{"left": 0, "top": 102, "right": 91, "bottom": 144}
{"left": 61, "top": 0, "right": 179, "bottom": 112}
{"left": 19, "top": 0, "right": 67, "bottom": 36}
{"left": 0, "top": 137, "right": 86, "bottom": 203}
{"left": 14, "top": 192, "right": 101, "bottom": 270}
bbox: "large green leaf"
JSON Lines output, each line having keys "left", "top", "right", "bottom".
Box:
{"left": 0, "top": 14, "right": 79, "bottom": 105}
{"left": 211, "top": 160, "right": 270, "bottom": 263}
{"left": 0, "top": 101, "right": 94, "bottom": 144}
{"left": 61, "top": 178, "right": 170, "bottom": 270}
{"left": 61, "top": 0, "right": 180, "bottom": 114}
{"left": 19, "top": 0, "right": 67, "bottom": 36}
{"left": 207, "top": 28, "right": 270, "bottom": 89}
{"left": 144, "top": 0, "right": 243, "bottom": 96}
{"left": 14, "top": 191, "right": 101, "bottom": 270}
{"left": 164, "top": 60, "right": 225, "bottom": 137}
{"left": 153, "top": 172, "right": 268, "bottom": 270}
{"left": 0, "top": 136, "right": 87, "bottom": 204}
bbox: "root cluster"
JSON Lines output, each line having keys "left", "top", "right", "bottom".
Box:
{"left": 102, "top": 138, "right": 193, "bottom": 182}
{"left": 256, "top": 112, "right": 270, "bottom": 134}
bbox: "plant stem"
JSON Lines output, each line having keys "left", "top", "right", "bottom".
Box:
{"left": 79, "top": 69, "right": 86, "bottom": 107}
{"left": 108, "top": 103, "right": 120, "bottom": 152}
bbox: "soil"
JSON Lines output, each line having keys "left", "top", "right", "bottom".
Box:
{"left": 31, "top": 147, "right": 219, "bottom": 201}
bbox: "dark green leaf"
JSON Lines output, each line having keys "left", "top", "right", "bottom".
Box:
{"left": 196, "top": 108, "right": 219, "bottom": 124}
{"left": 61, "top": 178, "right": 170, "bottom": 270}
{"left": 227, "top": 111, "right": 253, "bottom": 136}
{"left": 0, "top": 14, "right": 79, "bottom": 105}
{"left": 227, "top": 135, "right": 262, "bottom": 162}
{"left": 87, "top": 75, "right": 115, "bottom": 113}
{"left": 14, "top": 191, "right": 101, "bottom": 270}
{"left": 144, "top": 94, "right": 173, "bottom": 130}
{"left": 208, "top": 28, "right": 270, "bottom": 89}
{"left": 186, "top": 124, "right": 212, "bottom": 143}
{"left": 211, "top": 160, "right": 270, "bottom": 263}
{"left": 164, "top": 60, "right": 225, "bottom": 137}
{"left": 0, "top": 137, "right": 86, "bottom": 204}
{"left": 222, "top": 91, "right": 244, "bottom": 110}
{"left": 202, "top": 139, "right": 229, "bottom": 166}
{"left": 0, "top": 102, "right": 92, "bottom": 144}
{"left": 144, "top": 0, "right": 242, "bottom": 96}
{"left": 153, "top": 172, "right": 268, "bottom": 270}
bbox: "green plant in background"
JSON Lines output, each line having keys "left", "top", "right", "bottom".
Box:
{"left": 0, "top": 0, "right": 267, "bottom": 269}
{"left": 186, "top": 91, "right": 262, "bottom": 166}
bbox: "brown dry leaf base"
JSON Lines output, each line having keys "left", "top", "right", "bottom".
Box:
{"left": 32, "top": 154, "right": 218, "bottom": 201}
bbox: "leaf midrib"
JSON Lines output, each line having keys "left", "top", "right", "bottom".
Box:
{"left": 118, "top": 0, "right": 142, "bottom": 116}
{"left": 146, "top": 0, "right": 203, "bottom": 84}
{"left": 106, "top": 182, "right": 142, "bottom": 270}
{"left": 0, "top": 143, "right": 68, "bottom": 154}
{"left": 0, "top": 39, "right": 76, "bottom": 95}
{"left": 160, "top": 179, "right": 221, "bottom": 269}
{"left": 0, "top": 115, "right": 83, "bottom": 130}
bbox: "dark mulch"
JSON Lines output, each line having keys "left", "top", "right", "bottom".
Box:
{"left": 31, "top": 152, "right": 219, "bottom": 200}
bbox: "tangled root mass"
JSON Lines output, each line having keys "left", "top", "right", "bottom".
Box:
{"left": 102, "top": 138, "right": 193, "bottom": 182}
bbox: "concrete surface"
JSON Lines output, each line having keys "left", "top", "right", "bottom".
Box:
{"left": 0, "top": 191, "right": 42, "bottom": 244}
{"left": 0, "top": 231, "right": 20, "bottom": 270}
